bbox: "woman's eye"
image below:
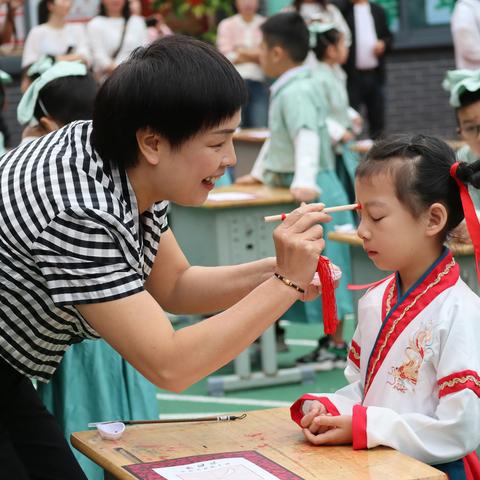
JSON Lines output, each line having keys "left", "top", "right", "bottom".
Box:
{"left": 372, "top": 217, "right": 384, "bottom": 222}
{"left": 210, "top": 142, "right": 225, "bottom": 149}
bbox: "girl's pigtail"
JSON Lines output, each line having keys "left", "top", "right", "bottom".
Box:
{"left": 456, "top": 160, "right": 480, "bottom": 189}
{"left": 450, "top": 161, "right": 480, "bottom": 283}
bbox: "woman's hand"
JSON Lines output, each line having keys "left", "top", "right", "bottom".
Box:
{"left": 273, "top": 203, "right": 331, "bottom": 292}
{"left": 303, "top": 415, "right": 353, "bottom": 446}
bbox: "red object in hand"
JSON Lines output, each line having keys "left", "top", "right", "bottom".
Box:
{"left": 317, "top": 256, "right": 338, "bottom": 335}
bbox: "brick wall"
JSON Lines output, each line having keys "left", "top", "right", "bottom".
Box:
{"left": 384, "top": 46, "right": 457, "bottom": 139}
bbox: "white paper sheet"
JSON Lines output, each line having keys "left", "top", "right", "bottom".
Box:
{"left": 153, "top": 457, "right": 281, "bottom": 480}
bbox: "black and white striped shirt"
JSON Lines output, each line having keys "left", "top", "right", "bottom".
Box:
{"left": 0, "top": 121, "right": 169, "bottom": 381}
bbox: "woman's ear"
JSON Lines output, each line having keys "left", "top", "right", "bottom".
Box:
{"left": 136, "top": 127, "right": 169, "bottom": 166}
{"left": 425, "top": 202, "right": 448, "bottom": 237}
{"left": 39, "top": 116, "right": 60, "bottom": 133}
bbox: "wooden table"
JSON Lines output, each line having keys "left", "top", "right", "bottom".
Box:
{"left": 71, "top": 407, "right": 445, "bottom": 480}
{"left": 328, "top": 231, "right": 477, "bottom": 305}
{"left": 350, "top": 139, "right": 465, "bottom": 155}
{"left": 169, "top": 185, "right": 313, "bottom": 395}
{"left": 233, "top": 128, "right": 269, "bottom": 178}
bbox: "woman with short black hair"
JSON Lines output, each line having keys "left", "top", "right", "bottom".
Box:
{"left": 0, "top": 35, "right": 328, "bottom": 478}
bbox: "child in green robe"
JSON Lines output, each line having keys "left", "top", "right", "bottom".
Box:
{"left": 239, "top": 12, "right": 354, "bottom": 369}
{"left": 309, "top": 22, "right": 362, "bottom": 203}
{"left": 443, "top": 69, "right": 480, "bottom": 210}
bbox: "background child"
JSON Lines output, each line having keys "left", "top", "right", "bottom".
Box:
{"left": 238, "top": 12, "right": 353, "bottom": 369}
{"left": 291, "top": 134, "right": 480, "bottom": 478}
{"left": 17, "top": 60, "right": 158, "bottom": 480}
{"left": 309, "top": 22, "right": 362, "bottom": 202}
{"left": 444, "top": 68, "right": 480, "bottom": 210}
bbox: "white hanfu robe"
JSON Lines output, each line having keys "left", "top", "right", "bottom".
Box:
{"left": 291, "top": 249, "right": 480, "bottom": 477}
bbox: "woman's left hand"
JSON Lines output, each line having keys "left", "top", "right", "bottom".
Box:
{"left": 302, "top": 415, "right": 353, "bottom": 445}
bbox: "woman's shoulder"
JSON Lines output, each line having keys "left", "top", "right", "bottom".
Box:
{"left": 87, "top": 15, "right": 110, "bottom": 29}
{"left": 25, "top": 23, "right": 51, "bottom": 38}
{"left": 128, "top": 15, "right": 148, "bottom": 27}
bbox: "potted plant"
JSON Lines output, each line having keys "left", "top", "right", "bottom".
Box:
{"left": 151, "top": 0, "right": 233, "bottom": 41}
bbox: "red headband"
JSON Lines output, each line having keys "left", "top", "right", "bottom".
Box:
{"left": 450, "top": 161, "right": 480, "bottom": 284}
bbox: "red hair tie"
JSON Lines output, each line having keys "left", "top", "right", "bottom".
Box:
{"left": 450, "top": 161, "right": 480, "bottom": 284}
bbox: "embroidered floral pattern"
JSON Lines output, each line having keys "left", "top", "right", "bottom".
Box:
{"left": 365, "top": 257, "right": 456, "bottom": 394}
{"left": 387, "top": 324, "right": 433, "bottom": 393}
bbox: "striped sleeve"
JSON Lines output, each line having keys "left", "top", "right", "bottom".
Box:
{"left": 32, "top": 207, "right": 144, "bottom": 306}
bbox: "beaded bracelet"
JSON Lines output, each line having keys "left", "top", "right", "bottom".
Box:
{"left": 273, "top": 273, "right": 305, "bottom": 294}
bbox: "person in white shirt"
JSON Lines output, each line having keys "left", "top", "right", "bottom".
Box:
{"left": 86, "top": 0, "right": 148, "bottom": 83}
{"left": 217, "top": 0, "right": 268, "bottom": 127}
{"left": 291, "top": 0, "right": 351, "bottom": 47}
{"left": 21, "top": 0, "right": 90, "bottom": 91}
{"left": 451, "top": 0, "right": 480, "bottom": 70}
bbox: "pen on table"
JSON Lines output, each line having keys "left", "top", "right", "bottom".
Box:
{"left": 88, "top": 413, "right": 247, "bottom": 428}
{"left": 264, "top": 203, "right": 361, "bottom": 223}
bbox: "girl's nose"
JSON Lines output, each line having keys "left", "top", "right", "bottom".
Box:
{"left": 357, "top": 218, "right": 370, "bottom": 240}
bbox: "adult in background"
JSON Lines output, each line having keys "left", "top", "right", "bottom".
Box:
{"left": 339, "top": 0, "right": 392, "bottom": 139}
{"left": 87, "top": 0, "right": 147, "bottom": 83}
{"left": 217, "top": 0, "right": 268, "bottom": 128}
{"left": 21, "top": 0, "right": 90, "bottom": 91}
{"left": 289, "top": 0, "right": 350, "bottom": 46}
{"left": 0, "top": 35, "right": 328, "bottom": 478}
{"left": 451, "top": 0, "right": 480, "bottom": 70}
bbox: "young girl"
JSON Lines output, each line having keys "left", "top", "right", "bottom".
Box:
{"left": 309, "top": 22, "right": 362, "bottom": 202}
{"left": 291, "top": 135, "right": 480, "bottom": 479}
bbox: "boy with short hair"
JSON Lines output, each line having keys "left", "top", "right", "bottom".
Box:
{"left": 240, "top": 12, "right": 353, "bottom": 368}
{"left": 443, "top": 69, "right": 480, "bottom": 208}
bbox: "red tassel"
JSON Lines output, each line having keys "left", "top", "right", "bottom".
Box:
{"left": 317, "top": 256, "right": 338, "bottom": 335}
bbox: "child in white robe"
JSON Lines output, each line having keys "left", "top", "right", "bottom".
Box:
{"left": 291, "top": 134, "right": 480, "bottom": 479}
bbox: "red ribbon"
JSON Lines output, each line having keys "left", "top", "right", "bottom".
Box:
{"left": 450, "top": 162, "right": 480, "bottom": 284}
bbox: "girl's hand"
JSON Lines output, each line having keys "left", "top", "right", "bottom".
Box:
{"left": 273, "top": 203, "right": 331, "bottom": 291}
{"left": 303, "top": 415, "right": 353, "bottom": 445}
{"left": 300, "top": 400, "right": 327, "bottom": 427}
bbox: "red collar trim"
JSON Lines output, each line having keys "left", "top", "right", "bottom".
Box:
{"left": 365, "top": 251, "right": 459, "bottom": 396}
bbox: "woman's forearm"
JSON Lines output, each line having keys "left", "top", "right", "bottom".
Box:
{"left": 162, "top": 257, "right": 276, "bottom": 314}
{"left": 165, "top": 276, "right": 299, "bottom": 390}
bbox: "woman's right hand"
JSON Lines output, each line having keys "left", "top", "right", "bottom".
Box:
{"left": 273, "top": 203, "right": 331, "bottom": 291}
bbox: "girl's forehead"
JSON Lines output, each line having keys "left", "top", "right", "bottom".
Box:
{"left": 355, "top": 172, "right": 398, "bottom": 203}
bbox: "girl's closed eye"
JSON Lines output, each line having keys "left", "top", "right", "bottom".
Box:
{"left": 209, "top": 142, "right": 225, "bottom": 149}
